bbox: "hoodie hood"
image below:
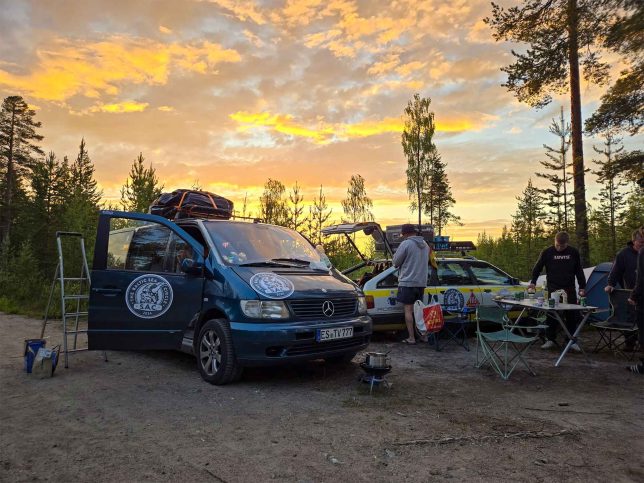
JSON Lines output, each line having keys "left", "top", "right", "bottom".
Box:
{"left": 408, "top": 235, "right": 428, "bottom": 248}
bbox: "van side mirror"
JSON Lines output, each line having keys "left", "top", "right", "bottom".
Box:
{"left": 181, "top": 258, "right": 203, "bottom": 275}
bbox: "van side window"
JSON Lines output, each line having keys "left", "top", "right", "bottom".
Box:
{"left": 127, "top": 225, "right": 171, "bottom": 271}
{"left": 165, "top": 232, "right": 192, "bottom": 273}
{"left": 107, "top": 219, "right": 172, "bottom": 272}
{"left": 107, "top": 230, "right": 133, "bottom": 269}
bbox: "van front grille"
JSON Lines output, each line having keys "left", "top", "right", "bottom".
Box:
{"left": 285, "top": 336, "right": 369, "bottom": 356}
{"left": 288, "top": 298, "right": 357, "bottom": 319}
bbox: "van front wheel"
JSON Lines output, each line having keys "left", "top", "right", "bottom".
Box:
{"left": 197, "top": 319, "right": 242, "bottom": 385}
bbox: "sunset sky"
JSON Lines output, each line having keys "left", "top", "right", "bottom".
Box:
{"left": 1, "top": 0, "right": 640, "bottom": 240}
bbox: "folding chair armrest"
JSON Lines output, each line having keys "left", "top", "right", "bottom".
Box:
{"left": 592, "top": 308, "right": 611, "bottom": 314}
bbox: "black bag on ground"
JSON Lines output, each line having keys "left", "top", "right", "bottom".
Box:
{"left": 149, "top": 189, "right": 234, "bottom": 220}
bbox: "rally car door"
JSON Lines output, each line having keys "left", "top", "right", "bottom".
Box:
{"left": 88, "top": 211, "right": 205, "bottom": 350}
{"left": 431, "top": 260, "right": 483, "bottom": 311}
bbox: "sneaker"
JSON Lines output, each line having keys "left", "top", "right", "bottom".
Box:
{"left": 570, "top": 343, "right": 582, "bottom": 353}
{"left": 541, "top": 340, "right": 556, "bottom": 350}
{"left": 626, "top": 359, "right": 644, "bottom": 374}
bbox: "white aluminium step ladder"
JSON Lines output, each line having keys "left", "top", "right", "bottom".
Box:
{"left": 41, "top": 231, "right": 105, "bottom": 368}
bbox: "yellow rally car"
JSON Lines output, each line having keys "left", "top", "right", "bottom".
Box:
{"left": 322, "top": 222, "right": 526, "bottom": 332}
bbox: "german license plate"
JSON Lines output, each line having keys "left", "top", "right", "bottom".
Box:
{"left": 316, "top": 326, "right": 353, "bottom": 342}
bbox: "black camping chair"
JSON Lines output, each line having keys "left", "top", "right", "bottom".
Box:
{"left": 591, "top": 289, "right": 639, "bottom": 359}
{"left": 436, "top": 305, "right": 472, "bottom": 352}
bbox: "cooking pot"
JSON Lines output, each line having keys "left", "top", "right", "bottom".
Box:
{"left": 365, "top": 352, "right": 389, "bottom": 368}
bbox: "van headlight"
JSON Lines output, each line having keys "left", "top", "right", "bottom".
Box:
{"left": 240, "top": 300, "right": 290, "bottom": 319}
{"left": 357, "top": 295, "right": 368, "bottom": 315}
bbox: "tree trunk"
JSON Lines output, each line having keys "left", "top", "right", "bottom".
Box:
{"left": 567, "top": 0, "right": 589, "bottom": 266}
{"left": 1, "top": 107, "right": 17, "bottom": 244}
{"left": 560, "top": 107, "right": 569, "bottom": 232}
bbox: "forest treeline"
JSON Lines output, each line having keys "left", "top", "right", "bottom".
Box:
{"left": 0, "top": 90, "right": 641, "bottom": 315}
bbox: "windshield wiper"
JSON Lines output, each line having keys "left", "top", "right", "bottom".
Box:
{"left": 238, "top": 261, "right": 293, "bottom": 268}
{"left": 270, "top": 257, "right": 312, "bottom": 266}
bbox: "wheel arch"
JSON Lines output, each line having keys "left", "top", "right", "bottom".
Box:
{"left": 194, "top": 307, "right": 228, "bottom": 352}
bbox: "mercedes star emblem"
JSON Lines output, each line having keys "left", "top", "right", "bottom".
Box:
{"left": 322, "top": 300, "right": 335, "bottom": 317}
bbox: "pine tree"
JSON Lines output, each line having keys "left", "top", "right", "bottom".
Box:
{"left": 0, "top": 96, "right": 44, "bottom": 244}
{"left": 259, "top": 178, "right": 289, "bottom": 226}
{"left": 341, "top": 174, "right": 373, "bottom": 223}
{"left": 402, "top": 93, "right": 435, "bottom": 229}
{"left": 585, "top": 0, "right": 643, "bottom": 135}
{"left": 69, "top": 138, "right": 101, "bottom": 207}
{"left": 535, "top": 107, "right": 573, "bottom": 232}
{"left": 592, "top": 131, "right": 628, "bottom": 255}
{"left": 511, "top": 179, "right": 548, "bottom": 277}
{"left": 25, "top": 152, "right": 70, "bottom": 274}
{"left": 485, "top": 0, "right": 615, "bottom": 265}
{"left": 120, "top": 153, "right": 163, "bottom": 213}
{"left": 424, "top": 151, "right": 461, "bottom": 235}
{"left": 310, "top": 185, "right": 332, "bottom": 246}
{"left": 288, "top": 182, "right": 306, "bottom": 231}
{"left": 63, "top": 139, "right": 102, "bottom": 254}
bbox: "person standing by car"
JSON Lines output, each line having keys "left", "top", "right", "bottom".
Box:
{"left": 393, "top": 224, "right": 430, "bottom": 344}
{"left": 605, "top": 227, "right": 644, "bottom": 352}
{"left": 528, "top": 231, "right": 587, "bottom": 352}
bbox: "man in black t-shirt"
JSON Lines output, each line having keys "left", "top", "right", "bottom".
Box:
{"left": 529, "top": 231, "right": 587, "bottom": 351}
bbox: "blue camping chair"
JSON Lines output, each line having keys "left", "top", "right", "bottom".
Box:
{"left": 591, "top": 289, "right": 639, "bottom": 359}
{"left": 475, "top": 305, "right": 539, "bottom": 380}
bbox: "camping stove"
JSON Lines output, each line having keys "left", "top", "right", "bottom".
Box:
{"left": 359, "top": 362, "right": 392, "bottom": 394}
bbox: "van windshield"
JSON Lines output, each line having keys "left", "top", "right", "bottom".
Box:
{"left": 204, "top": 222, "right": 321, "bottom": 266}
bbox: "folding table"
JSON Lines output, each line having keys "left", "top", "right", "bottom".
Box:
{"left": 496, "top": 298, "right": 598, "bottom": 367}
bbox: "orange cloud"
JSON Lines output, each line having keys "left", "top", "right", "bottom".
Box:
{"left": 90, "top": 101, "right": 149, "bottom": 113}
{"left": 0, "top": 37, "right": 241, "bottom": 102}
{"left": 230, "top": 111, "right": 491, "bottom": 143}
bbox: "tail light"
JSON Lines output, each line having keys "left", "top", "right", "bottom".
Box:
{"left": 366, "top": 295, "right": 374, "bottom": 309}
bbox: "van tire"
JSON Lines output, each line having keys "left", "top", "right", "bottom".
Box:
{"left": 197, "top": 319, "right": 242, "bottom": 385}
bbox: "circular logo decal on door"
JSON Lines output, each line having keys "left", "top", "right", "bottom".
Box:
{"left": 125, "top": 274, "right": 174, "bottom": 319}
{"left": 443, "top": 288, "right": 465, "bottom": 311}
{"left": 249, "top": 272, "right": 295, "bottom": 299}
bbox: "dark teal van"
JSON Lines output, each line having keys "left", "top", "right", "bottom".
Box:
{"left": 88, "top": 211, "right": 372, "bottom": 384}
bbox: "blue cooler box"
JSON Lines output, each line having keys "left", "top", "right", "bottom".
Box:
{"left": 24, "top": 339, "right": 46, "bottom": 373}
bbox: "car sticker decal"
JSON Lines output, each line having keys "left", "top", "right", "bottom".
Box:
{"left": 443, "top": 288, "right": 465, "bottom": 311}
{"left": 125, "top": 274, "right": 174, "bottom": 319}
{"left": 249, "top": 272, "right": 295, "bottom": 299}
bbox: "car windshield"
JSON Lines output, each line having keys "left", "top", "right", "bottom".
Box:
{"left": 204, "top": 221, "right": 321, "bottom": 266}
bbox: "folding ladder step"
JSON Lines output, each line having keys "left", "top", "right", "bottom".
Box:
{"left": 65, "top": 329, "right": 88, "bottom": 335}
{"left": 64, "top": 312, "right": 89, "bottom": 318}
{"left": 64, "top": 295, "right": 89, "bottom": 300}
{"left": 62, "top": 278, "right": 89, "bottom": 282}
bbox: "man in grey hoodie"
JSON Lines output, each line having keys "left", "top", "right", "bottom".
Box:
{"left": 393, "top": 224, "right": 430, "bottom": 344}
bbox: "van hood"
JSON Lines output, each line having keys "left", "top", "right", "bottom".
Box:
{"left": 231, "top": 266, "right": 359, "bottom": 299}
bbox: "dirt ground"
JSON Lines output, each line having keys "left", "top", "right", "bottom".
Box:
{"left": 1, "top": 313, "right": 642, "bottom": 483}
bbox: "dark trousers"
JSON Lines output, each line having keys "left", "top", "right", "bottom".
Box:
{"left": 626, "top": 303, "right": 644, "bottom": 348}
{"left": 546, "top": 287, "right": 579, "bottom": 342}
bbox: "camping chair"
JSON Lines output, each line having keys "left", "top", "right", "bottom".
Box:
{"left": 475, "top": 305, "right": 539, "bottom": 380}
{"left": 436, "top": 306, "right": 472, "bottom": 351}
{"left": 591, "top": 289, "right": 639, "bottom": 359}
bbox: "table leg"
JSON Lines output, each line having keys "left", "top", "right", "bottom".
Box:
{"left": 555, "top": 311, "right": 592, "bottom": 367}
